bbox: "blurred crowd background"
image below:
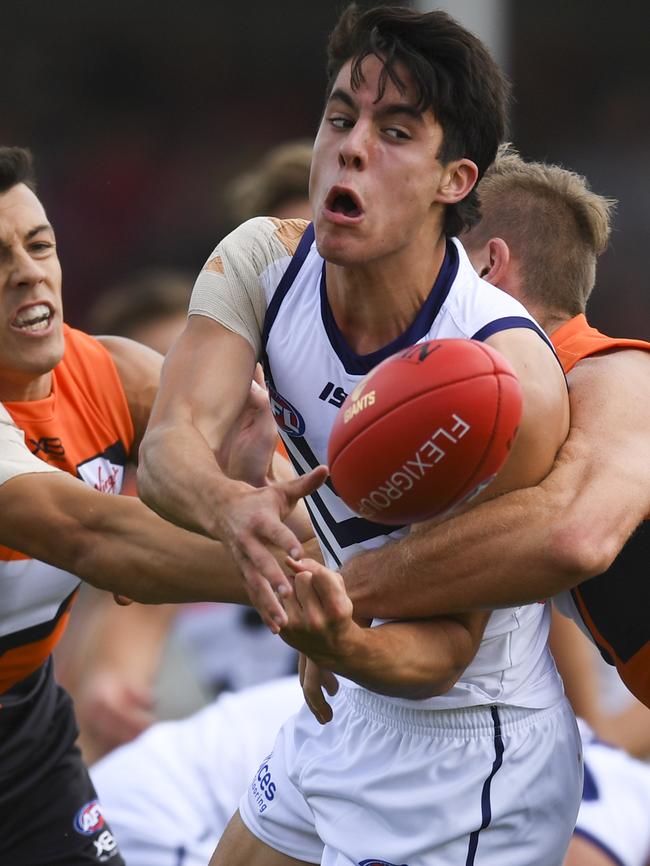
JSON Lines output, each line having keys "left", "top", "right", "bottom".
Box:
{"left": 1, "top": 0, "right": 648, "bottom": 338}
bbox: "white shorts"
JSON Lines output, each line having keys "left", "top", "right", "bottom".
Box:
{"left": 574, "top": 722, "right": 650, "bottom": 866}
{"left": 240, "top": 686, "right": 582, "bottom": 865}
{"left": 91, "top": 677, "right": 304, "bottom": 866}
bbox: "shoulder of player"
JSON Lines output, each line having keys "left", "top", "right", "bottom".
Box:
{"left": 204, "top": 216, "right": 310, "bottom": 277}
{"left": 556, "top": 347, "right": 650, "bottom": 509}
{"left": 484, "top": 325, "right": 564, "bottom": 389}
{"left": 484, "top": 327, "right": 569, "bottom": 477}
{"left": 569, "top": 344, "right": 650, "bottom": 391}
{"left": 568, "top": 347, "right": 650, "bottom": 432}
{"left": 95, "top": 336, "right": 162, "bottom": 450}
{"left": 94, "top": 334, "right": 163, "bottom": 383}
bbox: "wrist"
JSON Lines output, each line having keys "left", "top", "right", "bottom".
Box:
{"left": 204, "top": 476, "right": 252, "bottom": 539}
{"left": 319, "top": 620, "right": 368, "bottom": 677}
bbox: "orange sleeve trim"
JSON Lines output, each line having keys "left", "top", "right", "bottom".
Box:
{"left": 551, "top": 315, "right": 650, "bottom": 374}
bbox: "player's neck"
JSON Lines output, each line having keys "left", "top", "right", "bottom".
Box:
{"left": 541, "top": 313, "right": 574, "bottom": 337}
{"left": 0, "top": 369, "right": 53, "bottom": 402}
{"left": 325, "top": 236, "right": 447, "bottom": 356}
{"left": 520, "top": 300, "right": 572, "bottom": 337}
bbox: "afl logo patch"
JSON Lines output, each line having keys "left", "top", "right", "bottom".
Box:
{"left": 268, "top": 385, "right": 305, "bottom": 437}
{"left": 74, "top": 800, "right": 105, "bottom": 836}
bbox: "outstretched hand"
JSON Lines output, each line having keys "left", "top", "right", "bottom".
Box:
{"left": 214, "top": 367, "right": 328, "bottom": 631}
{"left": 219, "top": 469, "right": 328, "bottom": 632}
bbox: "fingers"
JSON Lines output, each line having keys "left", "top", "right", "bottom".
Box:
{"left": 286, "top": 558, "right": 353, "bottom": 624}
{"left": 113, "top": 593, "right": 134, "bottom": 606}
{"left": 263, "top": 520, "right": 304, "bottom": 561}
{"left": 320, "top": 668, "right": 339, "bottom": 697}
{"left": 238, "top": 560, "right": 289, "bottom": 633}
{"left": 280, "top": 465, "right": 328, "bottom": 508}
{"left": 286, "top": 555, "right": 320, "bottom": 575}
{"left": 252, "top": 363, "right": 266, "bottom": 389}
{"left": 301, "top": 658, "right": 335, "bottom": 725}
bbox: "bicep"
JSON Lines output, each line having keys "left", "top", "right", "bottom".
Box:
{"left": 551, "top": 352, "right": 650, "bottom": 544}
{"left": 148, "top": 314, "right": 257, "bottom": 452}
{"left": 481, "top": 329, "right": 569, "bottom": 496}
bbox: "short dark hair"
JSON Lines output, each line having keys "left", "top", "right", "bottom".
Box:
{"left": 326, "top": 4, "right": 509, "bottom": 235}
{"left": 0, "top": 146, "right": 37, "bottom": 194}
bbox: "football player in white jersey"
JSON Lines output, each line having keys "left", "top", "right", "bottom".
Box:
{"left": 139, "top": 5, "right": 579, "bottom": 864}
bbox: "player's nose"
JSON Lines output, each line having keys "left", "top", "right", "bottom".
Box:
{"left": 338, "top": 121, "right": 370, "bottom": 170}
{"left": 9, "top": 248, "right": 47, "bottom": 290}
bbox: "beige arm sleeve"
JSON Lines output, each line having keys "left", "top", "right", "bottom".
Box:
{"left": 188, "top": 216, "right": 308, "bottom": 358}
{"left": 0, "top": 403, "right": 59, "bottom": 487}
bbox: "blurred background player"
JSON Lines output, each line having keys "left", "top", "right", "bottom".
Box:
{"left": 564, "top": 720, "right": 650, "bottom": 866}
{"left": 224, "top": 139, "right": 313, "bottom": 224}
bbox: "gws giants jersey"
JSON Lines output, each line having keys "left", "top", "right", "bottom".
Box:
{"left": 190, "top": 218, "right": 565, "bottom": 711}
{"left": 0, "top": 325, "right": 134, "bottom": 694}
{"left": 551, "top": 314, "right": 650, "bottom": 709}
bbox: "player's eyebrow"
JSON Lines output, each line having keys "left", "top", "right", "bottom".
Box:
{"left": 328, "top": 87, "right": 423, "bottom": 122}
{"left": 328, "top": 88, "right": 358, "bottom": 111}
{"left": 377, "top": 104, "right": 424, "bottom": 123}
{"left": 26, "top": 223, "right": 53, "bottom": 239}
{"left": 0, "top": 223, "right": 54, "bottom": 257}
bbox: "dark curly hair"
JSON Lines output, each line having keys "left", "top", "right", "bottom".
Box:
{"left": 326, "top": 4, "right": 510, "bottom": 236}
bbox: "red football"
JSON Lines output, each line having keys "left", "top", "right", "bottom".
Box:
{"left": 327, "top": 338, "right": 523, "bottom": 524}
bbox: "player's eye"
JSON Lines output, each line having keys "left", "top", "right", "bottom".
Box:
{"left": 30, "top": 241, "right": 54, "bottom": 254}
{"left": 329, "top": 115, "right": 354, "bottom": 130}
{"left": 385, "top": 127, "right": 411, "bottom": 140}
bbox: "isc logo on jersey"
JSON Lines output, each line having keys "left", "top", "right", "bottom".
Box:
{"left": 267, "top": 384, "right": 305, "bottom": 437}
{"left": 74, "top": 800, "right": 105, "bottom": 835}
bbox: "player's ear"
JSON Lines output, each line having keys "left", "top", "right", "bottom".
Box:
{"left": 480, "top": 238, "right": 510, "bottom": 286}
{"left": 434, "top": 159, "right": 479, "bottom": 206}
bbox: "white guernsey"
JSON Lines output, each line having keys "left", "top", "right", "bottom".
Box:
{"left": 189, "top": 216, "right": 581, "bottom": 865}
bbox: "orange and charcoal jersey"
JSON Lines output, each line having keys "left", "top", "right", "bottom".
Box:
{"left": 551, "top": 314, "right": 650, "bottom": 707}
{"left": 0, "top": 324, "right": 134, "bottom": 697}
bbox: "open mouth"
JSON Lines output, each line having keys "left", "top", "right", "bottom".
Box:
{"left": 326, "top": 188, "right": 363, "bottom": 219}
{"left": 11, "top": 303, "right": 53, "bottom": 333}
